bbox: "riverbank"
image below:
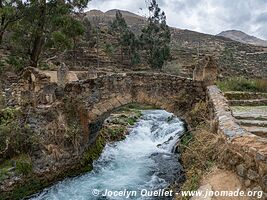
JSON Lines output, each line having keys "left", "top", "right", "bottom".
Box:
{"left": 0, "top": 104, "right": 151, "bottom": 200}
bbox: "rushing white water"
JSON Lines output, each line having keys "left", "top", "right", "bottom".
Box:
{"left": 31, "top": 110, "right": 185, "bottom": 200}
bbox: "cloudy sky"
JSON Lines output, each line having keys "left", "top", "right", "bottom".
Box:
{"left": 87, "top": 0, "right": 267, "bottom": 40}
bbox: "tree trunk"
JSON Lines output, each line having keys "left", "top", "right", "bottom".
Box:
{"left": 0, "top": 30, "right": 4, "bottom": 45}
{"left": 30, "top": 0, "right": 46, "bottom": 67}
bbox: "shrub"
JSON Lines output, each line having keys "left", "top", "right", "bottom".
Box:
{"left": 0, "top": 107, "right": 35, "bottom": 158}
{"left": 255, "top": 79, "right": 267, "bottom": 93}
{"left": 15, "top": 154, "right": 33, "bottom": 175}
{"left": 6, "top": 54, "right": 27, "bottom": 72}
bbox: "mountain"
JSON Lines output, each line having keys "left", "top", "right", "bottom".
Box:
{"left": 217, "top": 30, "right": 267, "bottom": 47}
{"left": 74, "top": 10, "right": 267, "bottom": 79}
{"left": 85, "top": 9, "right": 147, "bottom": 34}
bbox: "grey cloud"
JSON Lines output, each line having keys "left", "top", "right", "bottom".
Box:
{"left": 256, "top": 13, "right": 267, "bottom": 23}
{"left": 87, "top": 0, "right": 267, "bottom": 40}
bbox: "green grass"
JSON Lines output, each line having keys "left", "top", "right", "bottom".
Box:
{"left": 127, "top": 117, "right": 137, "bottom": 125}
{"left": 217, "top": 77, "right": 267, "bottom": 92}
{"left": 0, "top": 161, "right": 13, "bottom": 181}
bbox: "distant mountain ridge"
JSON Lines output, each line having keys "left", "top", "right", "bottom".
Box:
{"left": 217, "top": 30, "right": 267, "bottom": 47}
{"left": 82, "top": 9, "right": 267, "bottom": 78}
{"left": 85, "top": 9, "right": 147, "bottom": 34}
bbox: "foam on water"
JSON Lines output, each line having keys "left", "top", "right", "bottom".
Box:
{"left": 31, "top": 110, "right": 185, "bottom": 200}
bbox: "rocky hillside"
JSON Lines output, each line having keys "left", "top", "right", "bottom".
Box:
{"left": 217, "top": 30, "right": 267, "bottom": 47}
{"left": 85, "top": 9, "right": 147, "bottom": 34}
{"left": 171, "top": 29, "right": 267, "bottom": 78}
{"left": 65, "top": 10, "right": 267, "bottom": 79}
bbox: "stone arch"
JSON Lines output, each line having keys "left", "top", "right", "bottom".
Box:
{"left": 64, "top": 72, "right": 206, "bottom": 145}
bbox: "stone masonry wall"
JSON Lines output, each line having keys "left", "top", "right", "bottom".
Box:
{"left": 207, "top": 85, "right": 267, "bottom": 195}
{"left": 64, "top": 72, "right": 206, "bottom": 144}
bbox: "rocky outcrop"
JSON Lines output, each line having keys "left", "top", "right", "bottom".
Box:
{"left": 11, "top": 67, "right": 57, "bottom": 106}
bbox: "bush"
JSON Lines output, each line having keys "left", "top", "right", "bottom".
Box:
{"left": 218, "top": 77, "right": 267, "bottom": 92}
{"left": 15, "top": 154, "right": 33, "bottom": 175}
{"left": 6, "top": 55, "right": 27, "bottom": 72}
{"left": 162, "top": 60, "right": 181, "bottom": 75}
{"left": 255, "top": 79, "right": 267, "bottom": 93}
{"left": 0, "top": 107, "right": 35, "bottom": 158}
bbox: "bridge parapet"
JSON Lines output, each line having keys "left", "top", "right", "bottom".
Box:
{"left": 207, "top": 85, "right": 267, "bottom": 193}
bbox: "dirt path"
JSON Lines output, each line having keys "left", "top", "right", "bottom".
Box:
{"left": 191, "top": 168, "right": 250, "bottom": 200}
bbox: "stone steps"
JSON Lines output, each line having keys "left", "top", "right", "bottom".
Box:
{"left": 238, "top": 119, "right": 267, "bottom": 127}
{"left": 229, "top": 99, "right": 267, "bottom": 106}
{"left": 241, "top": 126, "right": 267, "bottom": 137}
{"left": 233, "top": 113, "right": 267, "bottom": 121}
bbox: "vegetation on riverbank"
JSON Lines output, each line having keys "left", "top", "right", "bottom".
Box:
{"left": 175, "top": 124, "right": 226, "bottom": 199}
{"left": 0, "top": 103, "right": 148, "bottom": 200}
{"left": 175, "top": 101, "right": 226, "bottom": 200}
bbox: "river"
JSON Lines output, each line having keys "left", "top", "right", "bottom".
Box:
{"left": 31, "top": 110, "right": 185, "bottom": 200}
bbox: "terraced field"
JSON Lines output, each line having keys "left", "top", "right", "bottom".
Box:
{"left": 225, "top": 92, "right": 267, "bottom": 137}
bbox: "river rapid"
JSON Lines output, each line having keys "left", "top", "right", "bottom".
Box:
{"left": 31, "top": 110, "right": 185, "bottom": 200}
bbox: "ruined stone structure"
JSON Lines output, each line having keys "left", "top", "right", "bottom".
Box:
{"left": 193, "top": 56, "right": 218, "bottom": 86}
{"left": 57, "top": 63, "right": 69, "bottom": 87}
{"left": 12, "top": 67, "right": 55, "bottom": 106}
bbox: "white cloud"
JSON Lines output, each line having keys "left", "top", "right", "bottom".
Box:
{"left": 87, "top": 0, "right": 267, "bottom": 39}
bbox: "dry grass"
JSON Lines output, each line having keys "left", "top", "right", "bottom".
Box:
{"left": 175, "top": 124, "right": 227, "bottom": 200}
{"left": 42, "top": 112, "right": 83, "bottom": 159}
{"left": 175, "top": 99, "right": 228, "bottom": 200}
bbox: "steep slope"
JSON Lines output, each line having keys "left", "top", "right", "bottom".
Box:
{"left": 68, "top": 9, "right": 267, "bottom": 79}
{"left": 85, "top": 9, "right": 147, "bottom": 34}
{"left": 217, "top": 30, "right": 267, "bottom": 47}
{"left": 171, "top": 29, "right": 267, "bottom": 78}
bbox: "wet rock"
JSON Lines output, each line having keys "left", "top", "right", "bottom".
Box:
{"left": 150, "top": 152, "right": 185, "bottom": 185}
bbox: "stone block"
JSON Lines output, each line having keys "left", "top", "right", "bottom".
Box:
{"left": 247, "top": 169, "right": 259, "bottom": 181}
{"left": 236, "top": 164, "right": 246, "bottom": 177}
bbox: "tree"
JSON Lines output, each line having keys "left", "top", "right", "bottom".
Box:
{"left": 109, "top": 10, "right": 140, "bottom": 66}
{"left": 0, "top": 0, "right": 26, "bottom": 44}
{"left": 10, "top": 0, "right": 90, "bottom": 68}
{"left": 140, "top": 0, "right": 170, "bottom": 69}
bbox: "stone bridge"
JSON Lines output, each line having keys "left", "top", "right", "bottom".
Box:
{"left": 11, "top": 62, "right": 267, "bottom": 193}
{"left": 63, "top": 72, "right": 206, "bottom": 143}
